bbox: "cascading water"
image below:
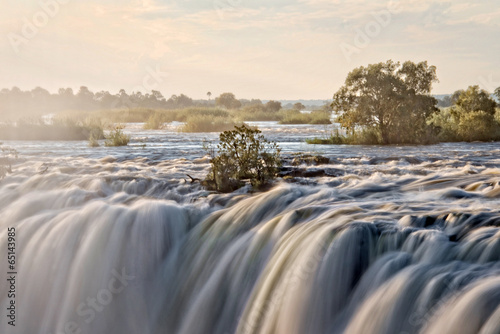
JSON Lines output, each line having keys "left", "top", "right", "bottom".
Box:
{"left": 1, "top": 126, "right": 500, "bottom": 334}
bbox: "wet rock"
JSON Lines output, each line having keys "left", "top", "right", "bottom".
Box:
{"left": 100, "top": 156, "right": 117, "bottom": 164}
{"left": 291, "top": 154, "right": 331, "bottom": 166}
{"left": 368, "top": 156, "right": 422, "bottom": 165}
{"left": 279, "top": 167, "right": 343, "bottom": 178}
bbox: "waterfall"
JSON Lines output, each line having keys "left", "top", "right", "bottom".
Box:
{"left": 1, "top": 152, "right": 500, "bottom": 334}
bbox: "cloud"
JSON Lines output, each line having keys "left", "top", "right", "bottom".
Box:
{"left": 0, "top": 0, "right": 499, "bottom": 98}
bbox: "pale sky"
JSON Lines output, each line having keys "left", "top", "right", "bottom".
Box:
{"left": 1, "top": 0, "right": 499, "bottom": 99}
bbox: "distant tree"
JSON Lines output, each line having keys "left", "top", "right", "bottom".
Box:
{"left": 215, "top": 92, "right": 242, "bottom": 109}
{"left": 332, "top": 60, "right": 439, "bottom": 144}
{"left": 293, "top": 102, "right": 306, "bottom": 111}
{"left": 265, "top": 100, "right": 282, "bottom": 112}
{"left": 167, "top": 94, "right": 194, "bottom": 108}
{"left": 95, "top": 91, "right": 117, "bottom": 109}
{"left": 241, "top": 99, "right": 263, "bottom": 107}
{"left": 76, "top": 86, "right": 96, "bottom": 110}
{"left": 437, "top": 96, "right": 452, "bottom": 108}
{"left": 207, "top": 91, "right": 212, "bottom": 101}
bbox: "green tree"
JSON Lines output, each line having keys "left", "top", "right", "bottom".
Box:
{"left": 332, "top": 60, "right": 439, "bottom": 144}
{"left": 215, "top": 92, "right": 242, "bottom": 109}
{"left": 448, "top": 86, "right": 499, "bottom": 141}
{"left": 205, "top": 125, "right": 281, "bottom": 192}
{"left": 207, "top": 91, "right": 212, "bottom": 101}
{"left": 452, "top": 85, "right": 497, "bottom": 116}
{"left": 495, "top": 87, "right": 500, "bottom": 102}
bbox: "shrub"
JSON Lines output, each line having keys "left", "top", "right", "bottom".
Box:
{"left": 204, "top": 125, "right": 281, "bottom": 192}
{"left": 105, "top": 125, "right": 130, "bottom": 146}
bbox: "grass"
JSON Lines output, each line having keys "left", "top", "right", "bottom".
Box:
{"left": 59, "top": 107, "right": 230, "bottom": 124}
{"left": 279, "top": 110, "right": 331, "bottom": 125}
{"left": 88, "top": 133, "right": 100, "bottom": 147}
{"left": 180, "top": 115, "right": 243, "bottom": 133}
{"left": 231, "top": 106, "right": 282, "bottom": 122}
{"left": 306, "top": 128, "right": 381, "bottom": 145}
{"left": 0, "top": 118, "right": 105, "bottom": 141}
{"left": 143, "top": 112, "right": 167, "bottom": 130}
{"left": 58, "top": 107, "right": 332, "bottom": 127}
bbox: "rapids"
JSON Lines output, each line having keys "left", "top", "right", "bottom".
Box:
{"left": 1, "top": 122, "right": 500, "bottom": 334}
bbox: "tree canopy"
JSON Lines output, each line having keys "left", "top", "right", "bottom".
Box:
{"left": 265, "top": 100, "right": 282, "bottom": 112}
{"left": 453, "top": 85, "right": 497, "bottom": 115}
{"left": 332, "top": 60, "right": 439, "bottom": 144}
{"left": 293, "top": 102, "right": 306, "bottom": 111}
{"left": 215, "top": 92, "right": 242, "bottom": 109}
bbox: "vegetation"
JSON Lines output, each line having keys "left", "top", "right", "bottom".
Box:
{"left": 428, "top": 86, "right": 500, "bottom": 142}
{"left": 310, "top": 81, "right": 500, "bottom": 145}
{"left": 265, "top": 100, "right": 282, "bottom": 112}
{"left": 204, "top": 125, "right": 281, "bottom": 192}
{"left": 59, "top": 106, "right": 332, "bottom": 130}
{"left": 233, "top": 105, "right": 283, "bottom": 121}
{"left": 143, "top": 112, "right": 167, "bottom": 130}
{"left": 0, "top": 118, "right": 104, "bottom": 141}
{"left": 0, "top": 86, "right": 201, "bottom": 119}
{"left": 293, "top": 102, "right": 306, "bottom": 111}
{"left": 60, "top": 107, "right": 229, "bottom": 124}
{"left": 88, "top": 133, "right": 100, "bottom": 147}
{"left": 279, "top": 110, "right": 331, "bottom": 124}
{"left": 0, "top": 143, "right": 18, "bottom": 180}
{"left": 180, "top": 115, "right": 242, "bottom": 133}
{"left": 332, "top": 60, "right": 439, "bottom": 144}
{"left": 306, "top": 127, "right": 382, "bottom": 145}
{"left": 104, "top": 125, "right": 130, "bottom": 146}
{"left": 216, "top": 92, "right": 242, "bottom": 109}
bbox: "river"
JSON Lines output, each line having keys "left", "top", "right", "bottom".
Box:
{"left": 1, "top": 122, "right": 499, "bottom": 333}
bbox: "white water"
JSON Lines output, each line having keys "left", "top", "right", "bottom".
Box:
{"left": 1, "top": 123, "right": 500, "bottom": 333}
